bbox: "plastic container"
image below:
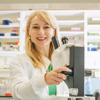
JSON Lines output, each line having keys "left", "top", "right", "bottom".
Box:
{"left": 71, "top": 27, "right": 80, "bottom": 31}
{"left": 69, "top": 88, "right": 78, "bottom": 96}
{"left": 86, "top": 77, "right": 92, "bottom": 94}
{"left": 11, "top": 33, "right": 18, "bottom": 36}
{"left": 3, "top": 18, "right": 11, "bottom": 25}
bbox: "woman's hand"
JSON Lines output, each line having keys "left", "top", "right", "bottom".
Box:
{"left": 45, "top": 65, "right": 70, "bottom": 85}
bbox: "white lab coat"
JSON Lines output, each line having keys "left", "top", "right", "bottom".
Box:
{"left": 10, "top": 53, "right": 69, "bottom": 100}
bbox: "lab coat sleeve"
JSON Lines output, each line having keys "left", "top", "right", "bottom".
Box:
{"left": 10, "top": 55, "right": 48, "bottom": 100}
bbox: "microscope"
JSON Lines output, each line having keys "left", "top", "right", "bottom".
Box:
{"left": 51, "top": 36, "right": 95, "bottom": 100}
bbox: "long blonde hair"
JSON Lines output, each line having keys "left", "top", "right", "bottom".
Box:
{"left": 25, "top": 10, "right": 60, "bottom": 69}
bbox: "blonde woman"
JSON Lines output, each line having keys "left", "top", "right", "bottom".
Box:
{"left": 10, "top": 10, "right": 70, "bottom": 100}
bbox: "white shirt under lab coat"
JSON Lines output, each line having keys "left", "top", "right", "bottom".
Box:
{"left": 10, "top": 53, "right": 69, "bottom": 100}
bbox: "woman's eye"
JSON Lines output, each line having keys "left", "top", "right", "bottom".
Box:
{"left": 45, "top": 26, "right": 50, "bottom": 28}
{"left": 33, "top": 27, "right": 38, "bottom": 29}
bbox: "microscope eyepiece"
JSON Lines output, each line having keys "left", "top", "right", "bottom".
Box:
{"left": 61, "top": 36, "right": 69, "bottom": 44}
{"left": 52, "top": 36, "right": 60, "bottom": 49}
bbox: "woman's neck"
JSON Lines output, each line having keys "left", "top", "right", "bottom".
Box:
{"left": 35, "top": 44, "right": 50, "bottom": 58}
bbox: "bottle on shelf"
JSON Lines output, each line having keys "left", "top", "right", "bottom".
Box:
{"left": 5, "top": 80, "right": 12, "bottom": 96}
{"left": 5, "top": 43, "right": 10, "bottom": 51}
{"left": 9, "top": 44, "right": 14, "bottom": 51}
{"left": 86, "top": 77, "right": 92, "bottom": 94}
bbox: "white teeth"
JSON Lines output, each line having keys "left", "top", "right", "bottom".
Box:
{"left": 37, "top": 37, "right": 46, "bottom": 39}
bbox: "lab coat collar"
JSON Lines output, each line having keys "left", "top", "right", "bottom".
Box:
{"left": 41, "top": 55, "right": 51, "bottom": 70}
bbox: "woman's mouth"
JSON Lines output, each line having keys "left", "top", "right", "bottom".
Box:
{"left": 37, "top": 37, "right": 47, "bottom": 41}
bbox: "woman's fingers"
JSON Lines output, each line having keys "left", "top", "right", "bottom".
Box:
{"left": 45, "top": 65, "right": 70, "bottom": 85}
{"left": 53, "top": 70, "right": 67, "bottom": 80}
{"left": 57, "top": 72, "right": 67, "bottom": 80}
{"left": 45, "top": 71, "right": 67, "bottom": 85}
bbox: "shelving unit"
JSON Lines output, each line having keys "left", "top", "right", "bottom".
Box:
{"left": 0, "top": 11, "right": 23, "bottom": 80}
{"left": 0, "top": 11, "right": 22, "bottom": 54}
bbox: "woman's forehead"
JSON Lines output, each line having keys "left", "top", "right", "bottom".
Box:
{"left": 30, "top": 16, "right": 49, "bottom": 26}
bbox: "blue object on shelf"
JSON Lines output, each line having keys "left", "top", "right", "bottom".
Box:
{"left": 3, "top": 20, "right": 11, "bottom": 25}
{"left": 85, "top": 77, "right": 100, "bottom": 95}
{"left": 0, "top": 33, "right": 4, "bottom": 36}
{"left": 91, "top": 47, "right": 97, "bottom": 51}
{"left": 87, "top": 47, "right": 90, "bottom": 51}
{"left": 11, "top": 33, "right": 18, "bottom": 36}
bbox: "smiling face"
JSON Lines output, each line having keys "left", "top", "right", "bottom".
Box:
{"left": 29, "top": 15, "right": 55, "bottom": 49}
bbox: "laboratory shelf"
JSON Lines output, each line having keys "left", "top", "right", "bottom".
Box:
{"left": 0, "top": 36, "right": 20, "bottom": 39}
{"left": 57, "top": 20, "right": 84, "bottom": 26}
{"left": 60, "top": 31, "right": 84, "bottom": 37}
{"left": 87, "top": 36, "right": 100, "bottom": 42}
{"left": 0, "top": 36, "right": 20, "bottom": 42}
{"left": 25, "top": 10, "right": 84, "bottom": 16}
{"left": 87, "top": 31, "right": 100, "bottom": 34}
{"left": 0, "top": 25, "right": 20, "bottom": 28}
{"left": 85, "top": 51, "right": 100, "bottom": 58}
{"left": 0, "top": 51, "right": 24, "bottom": 56}
{"left": 87, "top": 25, "right": 100, "bottom": 31}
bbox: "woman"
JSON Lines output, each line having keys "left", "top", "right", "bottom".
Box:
{"left": 10, "top": 10, "right": 70, "bottom": 100}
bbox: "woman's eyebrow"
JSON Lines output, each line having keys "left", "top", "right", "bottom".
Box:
{"left": 32, "top": 23, "right": 49, "bottom": 25}
{"left": 32, "top": 23, "right": 38, "bottom": 25}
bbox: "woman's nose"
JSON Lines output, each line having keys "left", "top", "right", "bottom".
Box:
{"left": 38, "top": 27, "right": 44, "bottom": 35}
